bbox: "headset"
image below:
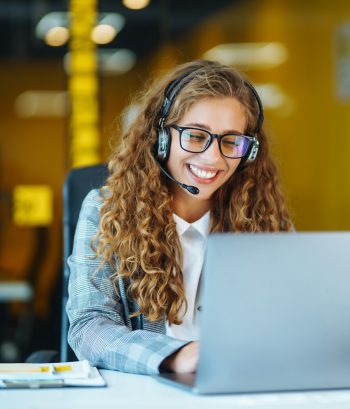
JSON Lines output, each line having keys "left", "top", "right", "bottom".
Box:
{"left": 154, "top": 66, "right": 264, "bottom": 195}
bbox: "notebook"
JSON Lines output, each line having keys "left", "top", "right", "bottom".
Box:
{"left": 155, "top": 232, "right": 350, "bottom": 394}
{"left": 0, "top": 360, "right": 106, "bottom": 388}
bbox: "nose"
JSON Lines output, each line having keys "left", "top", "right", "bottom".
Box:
{"left": 199, "top": 138, "right": 222, "bottom": 163}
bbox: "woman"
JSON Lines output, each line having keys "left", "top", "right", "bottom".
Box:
{"left": 66, "top": 60, "right": 293, "bottom": 375}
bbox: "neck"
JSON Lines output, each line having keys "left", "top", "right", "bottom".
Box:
{"left": 172, "top": 185, "right": 211, "bottom": 223}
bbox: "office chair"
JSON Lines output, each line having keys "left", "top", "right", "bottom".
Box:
{"left": 61, "top": 163, "right": 109, "bottom": 362}
{"left": 27, "top": 163, "right": 109, "bottom": 363}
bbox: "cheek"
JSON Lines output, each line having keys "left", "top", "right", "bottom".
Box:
{"left": 226, "top": 159, "right": 241, "bottom": 179}
{"left": 217, "top": 160, "right": 240, "bottom": 187}
{"left": 167, "top": 142, "right": 179, "bottom": 167}
{"left": 167, "top": 140, "right": 191, "bottom": 170}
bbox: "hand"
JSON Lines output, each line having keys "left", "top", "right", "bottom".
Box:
{"left": 161, "top": 341, "right": 199, "bottom": 373}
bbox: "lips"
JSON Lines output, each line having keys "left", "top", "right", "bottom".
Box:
{"left": 186, "top": 164, "right": 221, "bottom": 184}
{"left": 189, "top": 164, "right": 218, "bottom": 179}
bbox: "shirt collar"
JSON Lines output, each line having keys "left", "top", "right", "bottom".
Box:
{"left": 173, "top": 211, "right": 210, "bottom": 239}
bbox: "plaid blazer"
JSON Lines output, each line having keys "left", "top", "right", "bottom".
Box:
{"left": 66, "top": 189, "right": 187, "bottom": 375}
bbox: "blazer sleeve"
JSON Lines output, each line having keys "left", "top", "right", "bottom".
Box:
{"left": 66, "top": 189, "right": 187, "bottom": 375}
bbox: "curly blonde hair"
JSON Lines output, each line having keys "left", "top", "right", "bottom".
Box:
{"left": 95, "top": 60, "right": 293, "bottom": 324}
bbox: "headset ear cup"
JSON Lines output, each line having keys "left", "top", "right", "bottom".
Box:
{"left": 238, "top": 138, "right": 260, "bottom": 168}
{"left": 156, "top": 127, "right": 171, "bottom": 162}
{"left": 246, "top": 138, "right": 259, "bottom": 162}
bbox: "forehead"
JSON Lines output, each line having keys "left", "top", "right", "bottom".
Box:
{"left": 179, "top": 97, "right": 247, "bottom": 132}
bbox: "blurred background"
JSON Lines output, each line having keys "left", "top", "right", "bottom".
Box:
{"left": 1, "top": 0, "right": 350, "bottom": 362}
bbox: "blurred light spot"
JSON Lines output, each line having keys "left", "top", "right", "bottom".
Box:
{"left": 99, "top": 49, "right": 136, "bottom": 75}
{"left": 203, "top": 42, "right": 288, "bottom": 69}
{"left": 36, "top": 12, "right": 124, "bottom": 47}
{"left": 0, "top": 341, "right": 21, "bottom": 362}
{"left": 91, "top": 13, "right": 125, "bottom": 44}
{"left": 45, "top": 26, "right": 69, "bottom": 46}
{"left": 122, "top": 0, "right": 150, "bottom": 10}
{"left": 335, "top": 23, "right": 350, "bottom": 101}
{"left": 0, "top": 282, "right": 33, "bottom": 302}
{"left": 14, "top": 91, "right": 67, "bottom": 118}
{"left": 91, "top": 24, "right": 117, "bottom": 44}
{"left": 64, "top": 49, "right": 136, "bottom": 75}
{"left": 36, "top": 12, "right": 68, "bottom": 47}
{"left": 256, "top": 84, "right": 294, "bottom": 116}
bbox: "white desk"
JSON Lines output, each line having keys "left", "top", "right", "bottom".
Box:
{"left": 2, "top": 370, "right": 350, "bottom": 409}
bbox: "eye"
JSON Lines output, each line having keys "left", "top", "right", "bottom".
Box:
{"left": 183, "top": 129, "right": 208, "bottom": 143}
{"left": 221, "top": 135, "right": 241, "bottom": 147}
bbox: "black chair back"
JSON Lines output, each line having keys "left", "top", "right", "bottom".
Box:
{"left": 61, "top": 164, "right": 109, "bottom": 362}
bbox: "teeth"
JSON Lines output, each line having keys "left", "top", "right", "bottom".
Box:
{"left": 189, "top": 164, "right": 218, "bottom": 179}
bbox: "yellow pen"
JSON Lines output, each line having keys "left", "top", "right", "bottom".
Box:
{"left": 53, "top": 365, "right": 72, "bottom": 373}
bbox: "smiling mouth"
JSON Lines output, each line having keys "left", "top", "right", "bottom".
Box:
{"left": 188, "top": 164, "right": 219, "bottom": 180}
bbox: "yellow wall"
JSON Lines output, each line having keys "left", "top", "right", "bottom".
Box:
{"left": 247, "top": 0, "right": 350, "bottom": 230}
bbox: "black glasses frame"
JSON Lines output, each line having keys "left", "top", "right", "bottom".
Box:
{"left": 168, "top": 124, "right": 254, "bottom": 159}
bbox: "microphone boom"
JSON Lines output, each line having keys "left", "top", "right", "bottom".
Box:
{"left": 156, "top": 161, "right": 199, "bottom": 195}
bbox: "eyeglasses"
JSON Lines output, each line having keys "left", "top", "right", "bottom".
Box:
{"left": 168, "top": 125, "right": 254, "bottom": 159}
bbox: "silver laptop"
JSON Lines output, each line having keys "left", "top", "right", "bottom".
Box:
{"left": 155, "top": 232, "right": 350, "bottom": 394}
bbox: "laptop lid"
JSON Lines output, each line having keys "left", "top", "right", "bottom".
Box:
{"left": 194, "top": 232, "right": 350, "bottom": 394}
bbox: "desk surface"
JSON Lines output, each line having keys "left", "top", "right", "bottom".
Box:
{"left": 2, "top": 369, "right": 350, "bottom": 409}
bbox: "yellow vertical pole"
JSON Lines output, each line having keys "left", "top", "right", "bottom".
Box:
{"left": 69, "top": 0, "right": 100, "bottom": 168}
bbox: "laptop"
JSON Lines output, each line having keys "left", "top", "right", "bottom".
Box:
{"left": 154, "top": 232, "right": 350, "bottom": 394}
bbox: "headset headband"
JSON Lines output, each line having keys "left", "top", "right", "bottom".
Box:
{"left": 158, "top": 69, "right": 264, "bottom": 138}
{"left": 158, "top": 70, "right": 199, "bottom": 127}
{"left": 243, "top": 80, "right": 264, "bottom": 136}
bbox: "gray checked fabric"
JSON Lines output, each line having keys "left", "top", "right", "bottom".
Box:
{"left": 66, "top": 189, "right": 188, "bottom": 375}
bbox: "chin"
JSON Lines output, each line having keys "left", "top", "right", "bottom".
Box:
{"left": 192, "top": 188, "right": 216, "bottom": 201}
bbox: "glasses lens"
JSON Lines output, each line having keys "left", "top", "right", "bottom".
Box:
{"left": 180, "top": 128, "right": 210, "bottom": 152}
{"left": 221, "top": 135, "right": 251, "bottom": 158}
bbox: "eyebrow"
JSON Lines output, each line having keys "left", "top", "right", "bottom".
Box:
{"left": 182, "top": 122, "right": 244, "bottom": 135}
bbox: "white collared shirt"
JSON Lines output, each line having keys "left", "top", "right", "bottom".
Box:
{"left": 165, "top": 211, "right": 210, "bottom": 341}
